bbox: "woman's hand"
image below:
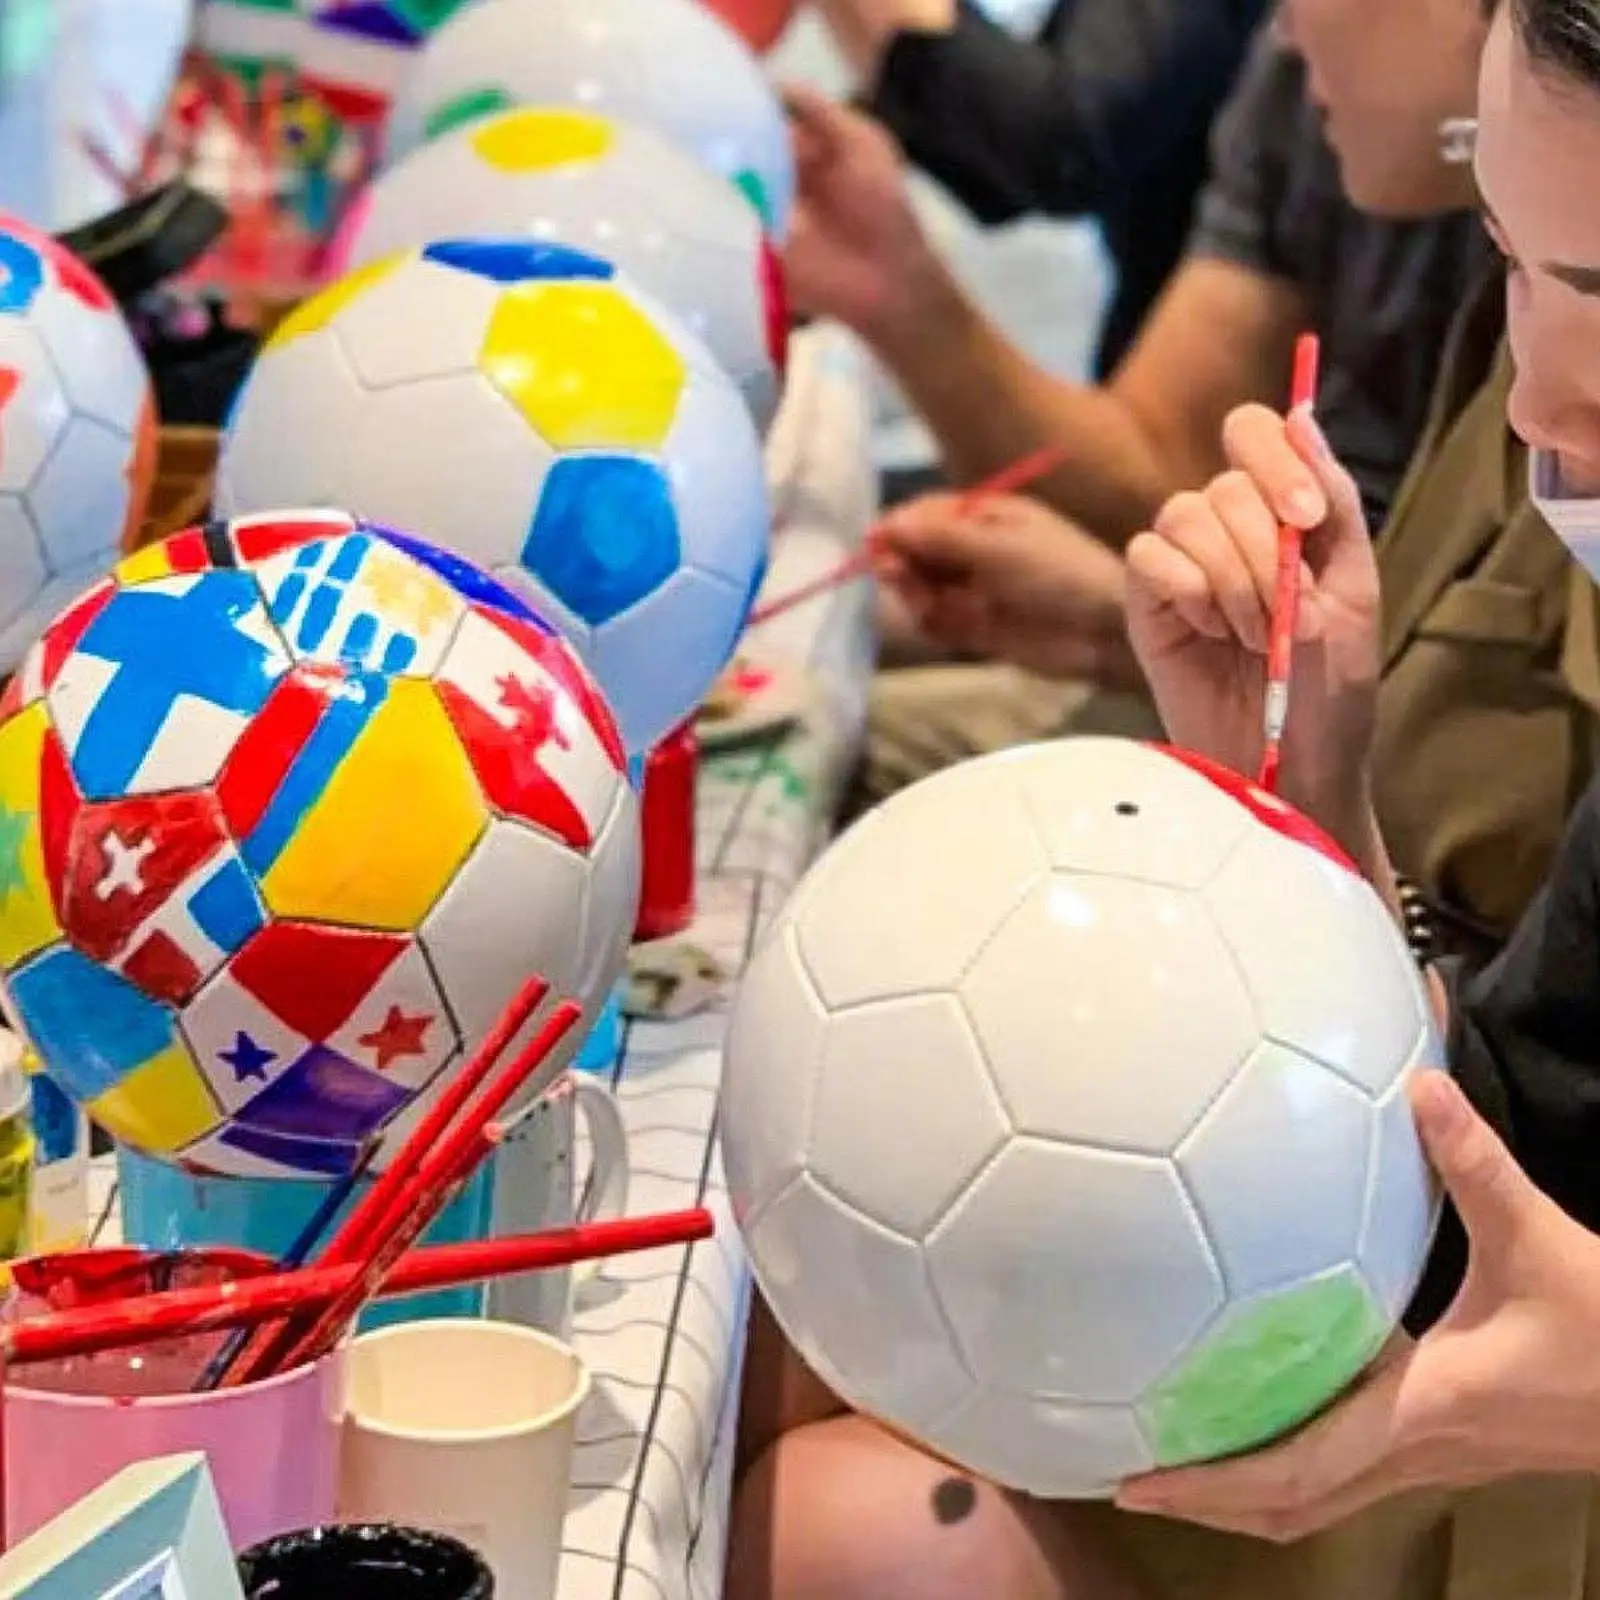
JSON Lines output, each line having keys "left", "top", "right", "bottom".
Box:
{"left": 873, "top": 491, "right": 1139, "bottom": 685}
{"left": 1116, "top": 1071, "right": 1600, "bottom": 1541}
{"left": 1124, "top": 403, "right": 1382, "bottom": 834}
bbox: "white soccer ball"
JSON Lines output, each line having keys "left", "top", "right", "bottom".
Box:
{"left": 722, "top": 738, "right": 1442, "bottom": 1497}
{"left": 330, "top": 104, "right": 786, "bottom": 433}
{"left": 215, "top": 238, "right": 769, "bottom": 756}
{"left": 0, "top": 216, "right": 156, "bottom": 675}
{"left": 384, "top": 0, "right": 795, "bottom": 239}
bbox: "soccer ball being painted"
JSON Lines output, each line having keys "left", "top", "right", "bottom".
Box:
{"left": 384, "top": 0, "right": 795, "bottom": 238}
{"left": 330, "top": 105, "right": 786, "bottom": 433}
{"left": 0, "top": 215, "right": 157, "bottom": 676}
{"left": 722, "top": 738, "right": 1441, "bottom": 1497}
{"left": 0, "top": 511, "right": 639, "bottom": 1178}
{"left": 215, "top": 239, "right": 769, "bottom": 756}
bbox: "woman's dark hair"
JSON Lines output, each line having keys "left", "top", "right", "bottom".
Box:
{"left": 1512, "top": 0, "right": 1600, "bottom": 89}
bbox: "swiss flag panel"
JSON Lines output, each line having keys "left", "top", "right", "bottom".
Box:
{"left": 61, "top": 791, "right": 229, "bottom": 963}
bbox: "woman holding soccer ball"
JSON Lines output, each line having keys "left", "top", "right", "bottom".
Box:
{"left": 727, "top": 0, "right": 1600, "bottom": 1596}
{"left": 1112, "top": 0, "right": 1600, "bottom": 1541}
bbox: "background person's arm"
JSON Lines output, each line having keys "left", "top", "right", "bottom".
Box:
{"left": 836, "top": 0, "right": 1266, "bottom": 226}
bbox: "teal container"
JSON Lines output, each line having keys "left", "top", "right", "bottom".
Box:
{"left": 114, "top": 1144, "right": 493, "bottom": 1330}
{"left": 574, "top": 982, "right": 625, "bottom": 1076}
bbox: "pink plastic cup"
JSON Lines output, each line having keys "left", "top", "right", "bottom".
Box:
{"left": 2, "top": 1246, "right": 347, "bottom": 1550}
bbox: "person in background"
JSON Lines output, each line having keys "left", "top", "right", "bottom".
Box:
{"left": 728, "top": 0, "right": 1600, "bottom": 1592}
{"left": 789, "top": 29, "right": 1491, "bottom": 825}
{"left": 808, "top": 0, "right": 1271, "bottom": 374}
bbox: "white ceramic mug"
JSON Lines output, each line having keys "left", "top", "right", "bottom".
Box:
{"left": 487, "top": 1072, "right": 629, "bottom": 1336}
{"left": 339, "top": 1319, "right": 588, "bottom": 1600}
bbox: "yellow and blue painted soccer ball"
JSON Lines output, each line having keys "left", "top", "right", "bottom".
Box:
{"left": 0, "top": 510, "right": 640, "bottom": 1178}
{"left": 215, "top": 239, "right": 770, "bottom": 755}
{"left": 329, "top": 105, "right": 787, "bottom": 434}
{"left": 383, "top": 0, "right": 795, "bottom": 239}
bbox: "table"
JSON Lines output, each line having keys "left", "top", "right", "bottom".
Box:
{"left": 558, "top": 324, "right": 878, "bottom": 1600}
{"left": 82, "top": 324, "right": 880, "bottom": 1600}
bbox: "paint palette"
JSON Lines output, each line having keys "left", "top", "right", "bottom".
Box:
{"left": 696, "top": 655, "right": 809, "bottom": 749}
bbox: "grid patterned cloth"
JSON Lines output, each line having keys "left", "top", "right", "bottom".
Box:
{"left": 559, "top": 325, "right": 878, "bottom": 1600}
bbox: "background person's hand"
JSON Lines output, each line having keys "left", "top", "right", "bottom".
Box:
{"left": 873, "top": 491, "right": 1139, "bottom": 684}
{"left": 1116, "top": 1071, "right": 1600, "bottom": 1540}
{"left": 1124, "top": 403, "right": 1381, "bottom": 833}
{"left": 782, "top": 84, "right": 934, "bottom": 340}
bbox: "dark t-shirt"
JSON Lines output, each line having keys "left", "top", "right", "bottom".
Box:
{"left": 869, "top": 0, "right": 1268, "bottom": 375}
{"left": 1405, "top": 774, "right": 1600, "bottom": 1326}
{"left": 1189, "top": 34, "right": 1492, "bottom": 530}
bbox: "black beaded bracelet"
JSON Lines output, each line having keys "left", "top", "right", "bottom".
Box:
{"left": 1394, "top": 874, "right": 1439, "bottom": 969}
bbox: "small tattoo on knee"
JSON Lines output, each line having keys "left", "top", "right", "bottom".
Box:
{"left": 931, "top": 1476, "right": 978, "bottom": 1525}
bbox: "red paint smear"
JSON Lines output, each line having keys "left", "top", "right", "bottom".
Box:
{"left": 1151, "top": 743, "right": 1359, "bottom": 876}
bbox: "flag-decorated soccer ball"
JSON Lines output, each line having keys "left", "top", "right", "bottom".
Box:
{"left": 722, "top": 738, "right": 1440, "bottom": 1496}
{"left": 330, "top": 105, "right": 787, "bottom": 433}
{"left": 215, "top": 239, "right": 769, "bottom": 756}
{"left": 0, "top": 510, "right": 640, "bottom": 1179}
{"left": 0, "top": 216, "right": 156, "bottom": 677}
{"left": 384, "top": 0, "right": 795, "bottom": 238}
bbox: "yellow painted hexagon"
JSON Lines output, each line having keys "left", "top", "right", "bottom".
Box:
{"left": 469, "top": 108, "right": 614, "bottom": 172}
{"left": 88, "top": 1042, "right": 220, "bottom": 1154}
{"left": 483, "top": 282, "right": 686, "bottom": 451}
{"left": 260, "top": 677, "right": 487, "bottom": 931}
{"left": 267, "top": 254, "right": 405, "bottom": 351}
{"left": 0, "top": 703, "right": 64, "bottom": 971}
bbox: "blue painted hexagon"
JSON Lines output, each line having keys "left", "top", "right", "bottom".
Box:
{"left": 421, "top": 238, "right": 616, "bottom": 286}
{"left": 520, "top": 454, "right": 681, "bottom": 627}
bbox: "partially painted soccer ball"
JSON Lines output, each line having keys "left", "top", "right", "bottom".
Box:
{"left": 215, "top": 239, "right": 769, "bottom": 755}
{"left": 0, "top": 215, "right": 156, "bottom": 676}
{"left": 331, "top": 105, "right": 786, "bottom": 432}
{"left": 384, "top": 0, "right": 795, "bottom": 237}
{"left": 0, "top": 511, "right": 639, "bottom": 1178}
{"left": 722, "top": 738, "right": 1440, "bottom": 1497}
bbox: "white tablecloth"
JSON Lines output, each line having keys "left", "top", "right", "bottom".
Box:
{"left": 558, "top": 324, "right": 878, "bottom": 1600}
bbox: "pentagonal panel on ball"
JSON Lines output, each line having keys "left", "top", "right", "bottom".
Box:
{"left": 214, "top": 330, "right": 364, "bottom": 516}
{"left": 1203, "top": 826, "right": 1427, "bottom": 1098}
{"left": 332, "top": 253, "right": 500, "bottom": 389}
{"left": 960, "top": 874, "right": 1257, "bottom": 1153}
{"left": 930, "top": 1387, "right": 1154, "bottom": 1498}
{"left": 794, "top": 758, "right": 1048, "bottom": 1010}
{"left": 926, "top": 1137, "right": 1224, "bottom": 1404}
{"left": 1141, "top": 1264, "right": 1388, "bottom": 1468}
{"left": 342, "top": 373, "right": 553, "bottom": 572}
{"left": 0, "top": 499, "right": 45, "bottom": 632}
{"left": 722, "top": 923, "right": 829, "bottom": 1223}
{"left": 28, "top": 413, "right": 134, "bottom": 575}
{"left": 747, "top": 1174, "right": 973, "bottom": 1436}
{"left": 1014, "top": 737, "right": 1252, "bottom": 890}
{"left": 1358, "top": 1070, "right": 1440, "bottom": 1321}
{"left": 1177, "top": 1040, "right": 1373, "bottom": 1299}
{"left": 809, "top": 993, "right": 1009, "bottom": 1239}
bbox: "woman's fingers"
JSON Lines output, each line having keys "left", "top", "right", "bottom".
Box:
{"left": 1151, "top": 490, "right": 1269, "bottom": 652}
{"left": 1126, "top": 529, "right": 1231, "bottom": 643}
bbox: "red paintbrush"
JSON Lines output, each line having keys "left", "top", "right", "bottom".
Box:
{"left": 1257, "top": 333, "right": 1323, "bottom": 792}
{"left": 747, "top": 442, "right": 1070, "bottom": 627}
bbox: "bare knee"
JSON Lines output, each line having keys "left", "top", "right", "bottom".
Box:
{"left": 726, "top": 1414, "right": 1146, "bottom": 1600}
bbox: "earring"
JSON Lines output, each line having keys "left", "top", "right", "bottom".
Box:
{"left": 1438, "top": 116, "right": 1478, "bottom": 165}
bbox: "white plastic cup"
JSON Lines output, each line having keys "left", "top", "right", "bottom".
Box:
{"left": 339, "top": 1319, "right": 590, "bottom": 1599}
{"left": 486, "top": 1073, "right": 629, "bottom": 1336}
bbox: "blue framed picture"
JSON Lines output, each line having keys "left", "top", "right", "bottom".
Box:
{"left": 0, "top": 1455, "right": 243, "bottom": 1600}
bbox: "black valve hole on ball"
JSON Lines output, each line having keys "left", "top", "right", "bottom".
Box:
{"left": 1114, "top": 801, "right": 1140, "bottom": 817}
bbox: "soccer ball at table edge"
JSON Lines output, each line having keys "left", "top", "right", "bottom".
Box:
{"left": 721, "top": 736, "right": 1441, "bottom": 1497}
{"left": 0, "top": 510, "right": 640, "bottom": 1180}
{"left": 0, "top": 214, "right": 157, "bottom": 678}
{"left": 383, "top": 0, "right": 796, "bottom": 239}
{"left": 214, "top": 235, "right": 770, "bottom": 757}
{"left": 329, "top": 103, "right": 788, "bottom": 435}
